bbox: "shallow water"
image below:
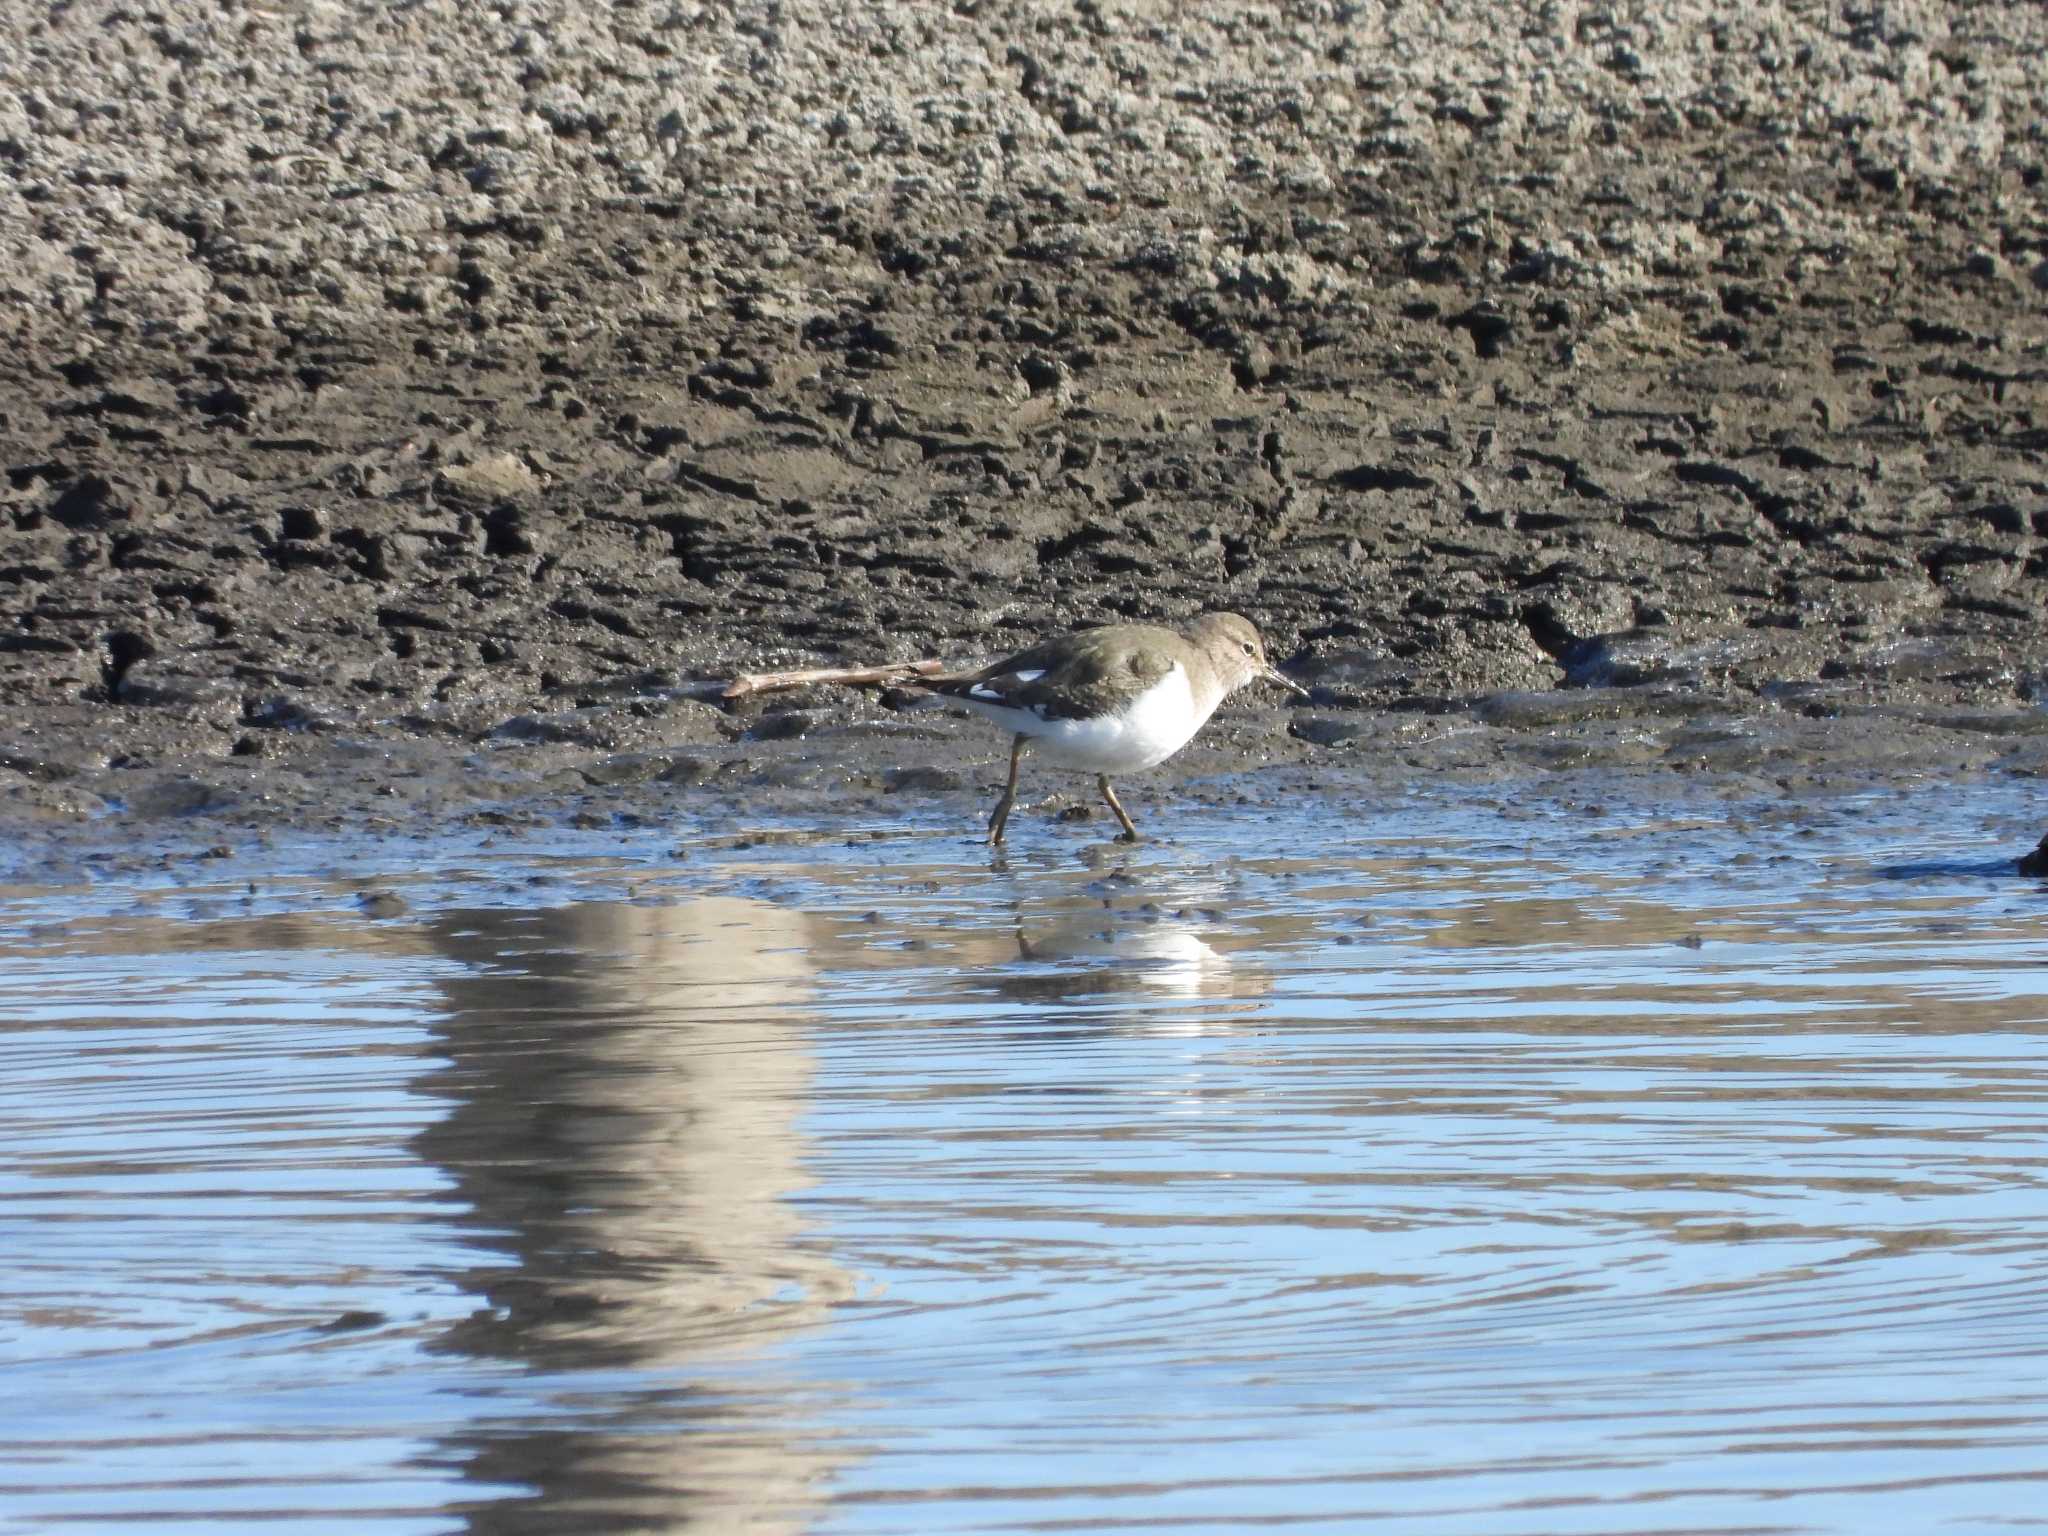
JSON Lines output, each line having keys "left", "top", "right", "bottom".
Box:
{"left": 4, "top": 780, "right": 2047, "bottom": 1535}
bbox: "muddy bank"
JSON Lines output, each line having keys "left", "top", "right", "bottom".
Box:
{"left": 2, "top": 2, "right": 2046, "bottom": 841}
{"left": 4, "top": 685, "right": 2047, "bottom": 891}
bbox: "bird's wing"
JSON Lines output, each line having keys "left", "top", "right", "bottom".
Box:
{"left": 936, "top": 627, "right": 1178, "bottom": 721}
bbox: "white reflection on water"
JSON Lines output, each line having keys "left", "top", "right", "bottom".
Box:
{"left": 0, "top": 785, "right": 2046, "bottom": 1534}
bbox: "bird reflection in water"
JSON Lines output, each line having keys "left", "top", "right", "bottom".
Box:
{"left": 1002, "top": 920, "right": 1265, "bottom": 1029}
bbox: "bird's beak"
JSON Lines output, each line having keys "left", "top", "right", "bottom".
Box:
{"left": 1260, "top": 663, "right": 1309, "bottom": 699}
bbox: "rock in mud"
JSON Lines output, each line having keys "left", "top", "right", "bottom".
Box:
{"left": 884, "top": 765, "right": 963, "bottom": 794}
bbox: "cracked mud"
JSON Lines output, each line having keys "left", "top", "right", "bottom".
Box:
{"left": 2, "top": 2, "right": 2045, "bottom": 862}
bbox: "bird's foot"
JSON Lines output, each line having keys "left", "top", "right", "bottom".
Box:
{"left": 986, "top": 795, "right": 1015, "bottom": 845}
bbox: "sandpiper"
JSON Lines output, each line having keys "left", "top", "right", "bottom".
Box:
{"left": 933, "top": 612, "right": 1306, "bottom": 845}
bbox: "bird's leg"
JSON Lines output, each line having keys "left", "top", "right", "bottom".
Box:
{"left": 1098, "top": 775, "right": 1140, "bottom": 842}
{"left": 988, "top": 735, "right": 1026, "bottom": 845}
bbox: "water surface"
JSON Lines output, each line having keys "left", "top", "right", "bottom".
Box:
{"left": 4, "top": 781, "right": 2047, "bottom": 1534}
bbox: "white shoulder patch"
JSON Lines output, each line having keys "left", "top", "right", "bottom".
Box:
{"left": 969, "top": 668, "right": 1043, "bottom": 702}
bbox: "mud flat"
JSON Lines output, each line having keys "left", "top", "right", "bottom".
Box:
{"left": 2, "top": 2, "right": 2045, "bottom": 852}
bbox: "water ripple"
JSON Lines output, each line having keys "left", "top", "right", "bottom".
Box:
{"left": 3, "top": 785, "right": 2047, "bottom": 1532}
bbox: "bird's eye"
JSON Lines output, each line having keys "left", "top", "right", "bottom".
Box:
{"left": 1242, "top": 642, "right": 1256, "bottom": 656}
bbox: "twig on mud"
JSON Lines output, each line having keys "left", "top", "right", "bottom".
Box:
{"left": 721, "top": 657, "right": 952, "bottom": 700}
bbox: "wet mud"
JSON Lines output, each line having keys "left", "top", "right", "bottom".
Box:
{"left": 2, "top": 3, "right": 2045, "bottom": 856}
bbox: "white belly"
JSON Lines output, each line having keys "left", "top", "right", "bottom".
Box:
{"left": 961, "top": 664, "right": 1208, "bottom": 775}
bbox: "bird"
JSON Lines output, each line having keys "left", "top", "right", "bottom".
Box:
{"left": 931, "top": 611, "right": 1306, "bottom": 845}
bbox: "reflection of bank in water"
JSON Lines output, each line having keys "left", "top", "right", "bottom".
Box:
{"left": 401, "top": 888, "right": 1274, "bottom": 1530}
{"left": 413, "top": 897, "right": 860, "bottom": 1536}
